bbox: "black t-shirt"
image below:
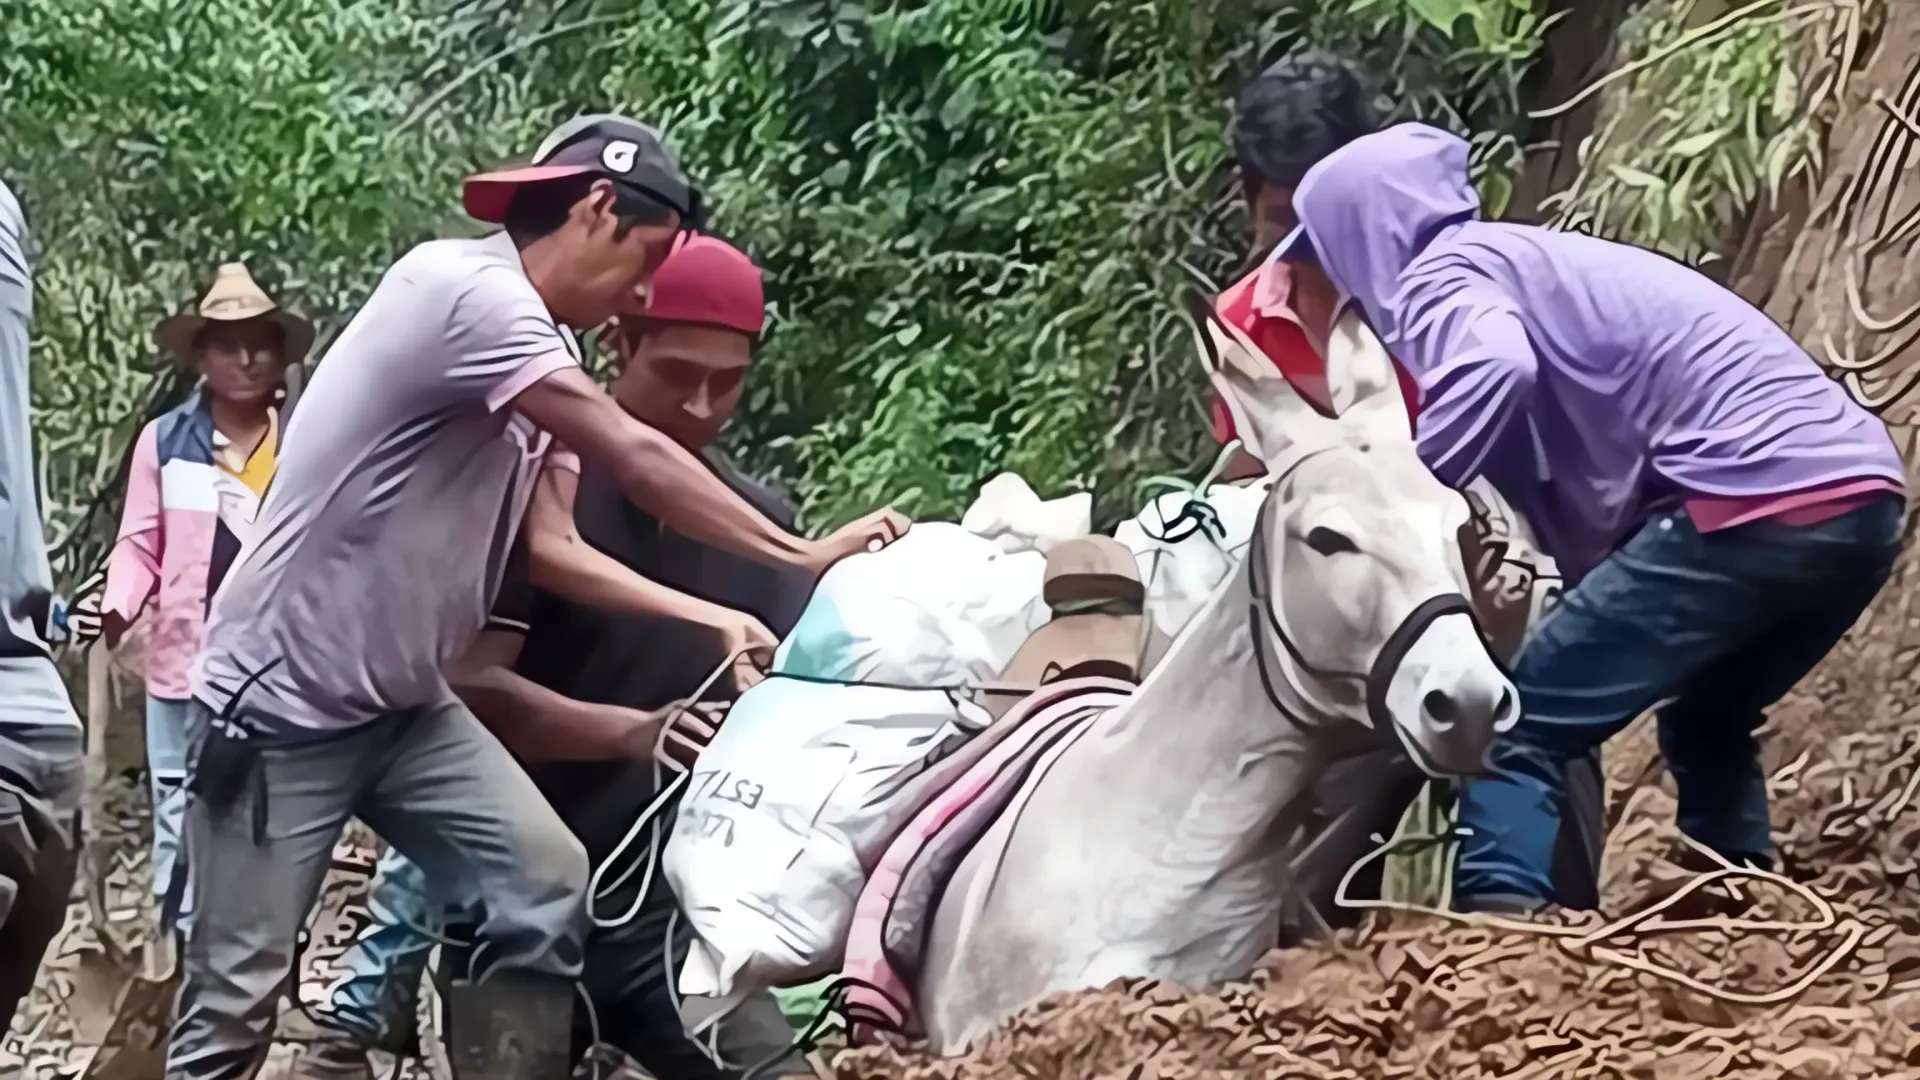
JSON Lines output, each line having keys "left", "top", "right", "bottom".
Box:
{"left": 490, "top": 449, "right": 813, "bottom": 841}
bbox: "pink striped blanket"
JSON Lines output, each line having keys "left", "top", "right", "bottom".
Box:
{"left": 838, "top": 675, "right": 1135, "bottom": 1044}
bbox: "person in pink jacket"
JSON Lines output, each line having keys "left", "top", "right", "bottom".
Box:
{"left": 77, "top": 263, "right": 312, "bottom": 934}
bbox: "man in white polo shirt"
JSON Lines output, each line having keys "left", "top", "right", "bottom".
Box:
{"left": 165, "top": 116, "right": 905, "bottom": 1080}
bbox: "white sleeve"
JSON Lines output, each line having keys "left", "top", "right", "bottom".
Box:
{"left": 441, "top": 265, "right": 582, "bottom": 412}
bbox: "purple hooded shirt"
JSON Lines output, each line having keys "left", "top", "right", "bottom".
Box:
{"left": 1289, "top": 123, "right": 1903, "bottom": 580}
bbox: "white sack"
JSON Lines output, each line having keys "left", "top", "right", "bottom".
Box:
{"left": 1114, "top": 479, "right": 1273, "bottom": 641}
{"left": 667, "top": 676, "right": 991, "bottom": 1000}
{"left": 773, "top": 523, "right": 1051, "bottom": 686}
{"left": 960, "top": 472, "right": 1094, "bottom": 554}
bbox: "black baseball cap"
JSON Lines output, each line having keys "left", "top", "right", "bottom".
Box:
{"left": 462, "top": 113, "right": 704, "bottom": 228}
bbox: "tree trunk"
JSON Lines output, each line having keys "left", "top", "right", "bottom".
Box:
{"left": 1730, "top": 3, "right": 1920, "bottom": 441}
{"left": 1728, "top": 1, "right": 1920, "bottom": 723}
{"left": 1507, "top": 0, "right": 1648, "bottom": 223}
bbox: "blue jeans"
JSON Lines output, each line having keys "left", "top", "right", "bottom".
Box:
{"left": 146, "top": 695, "right": 193, "bottom": 932}
{"left": 322, "top": 846, "right": 459, "bottom": 1047}
{"left": 1454, "top": 497, "right": 1902, "bottom": 905}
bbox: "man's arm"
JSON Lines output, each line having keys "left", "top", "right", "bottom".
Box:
{"left": 1394, "top": 269, "right": 1540, "bottom": 489}
{"left": 447, "top": 271, "right": 902, "bottom": 575}
{"left": 448, "top": 623, "right": 660, "bottom": 763}
{"left": 524, "top": 461, "right": 771, "bottom": 632}
{"left": 89, "top": 421, "right": 165, "bottom": 647}
{"left": 515, "top": 366, "right": 835, "bottom": 572}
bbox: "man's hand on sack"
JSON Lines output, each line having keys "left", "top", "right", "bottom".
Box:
{"left": 648, "top": 701, "right": 727, "bottom": 774}
{"left": 801, "top": 506, "right": 912, "bottom": 576}
{"left": 713, "top": 612, "right": 778, "bottom": 692}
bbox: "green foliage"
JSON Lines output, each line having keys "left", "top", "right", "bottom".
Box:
{"left": 1541, "top": 0, "right": 1822, "bottom": 265}
{"left": 4, "top": 0, "right": 1548, "bottom": 579}
{"left": 594, "top": 0, "right": 1551, "bottom": 529}
{"left": 4, "top": 0, "right": 608, "bottom": 576}
{"left": 1384, "top": 781, "right": 1457, "bottom": 909}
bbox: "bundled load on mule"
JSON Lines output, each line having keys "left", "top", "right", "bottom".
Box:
{"left": 664, "top": 475, "right": 1232, "bottom": 1007}
{"left": 663, "top": 297, "right": 1569, "bottom": 1056}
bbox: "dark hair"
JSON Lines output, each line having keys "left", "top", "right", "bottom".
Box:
{"left": 502, "top": 173, "right": 680, "bottom": 246}
{"left": 1229, "top": 50, "right": 1378, "bottom": 191}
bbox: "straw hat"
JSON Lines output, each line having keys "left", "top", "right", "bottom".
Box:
{"left": 153, "top": 262, "right": 315, "bottom": 366}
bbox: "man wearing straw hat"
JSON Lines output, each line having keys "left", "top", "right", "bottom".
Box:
{"left": 71, "top": 262, "right": 312, "bottom": 941}
{"left": 0, "top": 180, "right": 86, "bottom": 1034}
{"left": 162, "top": 115, "right": 905, "bottom": 1080}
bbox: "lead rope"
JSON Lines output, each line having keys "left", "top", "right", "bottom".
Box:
{"left": 584, "top": 648, "right": 742, "bottom": 930}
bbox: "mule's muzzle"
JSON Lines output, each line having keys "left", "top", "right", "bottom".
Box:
{"left": 1382, "top": 607, "right": 1517, "bottom": 778}
{"left": 1416, "top": 681, "right": 1516, "bottom": 772}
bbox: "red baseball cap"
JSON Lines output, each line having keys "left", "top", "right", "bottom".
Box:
{"left": 462, "top": 114, "right": 704, "bottom": 227}
{"left": 643, "top": 234, "right": 765, "bottom": 336}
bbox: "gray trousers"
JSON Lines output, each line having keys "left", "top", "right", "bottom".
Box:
{"left": 163, "top": 699, "right": 589, "bottom": 1080}
{"left": 0, "top": 671, "right": 84, "bottom": 1035}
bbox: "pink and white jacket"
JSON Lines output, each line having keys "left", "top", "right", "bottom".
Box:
{"left": 103, "top": 394, "right": 276, "bottom": 700}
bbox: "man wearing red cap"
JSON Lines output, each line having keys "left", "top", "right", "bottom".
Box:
{"left": 288, "top": 234, "right": 808, "bottom": 1080}
{"left": 168, "top": 113, "right": 905, "bottom": 1080}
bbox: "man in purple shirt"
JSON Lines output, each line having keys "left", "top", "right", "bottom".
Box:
{"left": 1269, "top": 122, "right": 1904, "bottom": 913}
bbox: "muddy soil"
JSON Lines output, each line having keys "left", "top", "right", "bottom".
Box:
{"left": 0, "top": 791, "right": 446, "bottom": 1080}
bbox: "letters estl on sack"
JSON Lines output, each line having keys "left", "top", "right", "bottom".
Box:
{"left": 664, "top": 677, "right": 992, "bottom": 1002}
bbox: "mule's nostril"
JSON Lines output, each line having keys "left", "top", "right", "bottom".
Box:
{"left": 1422, "top": 689, "right": 1460, "bottom": 731}
{"left": 1493, "top": 686, "right": 1518, "bottom": 731}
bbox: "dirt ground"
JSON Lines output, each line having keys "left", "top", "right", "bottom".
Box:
{"left": 835, "top": 559, "right": 1920, "bottom": 1080}
{"left": 0, "top": 790, "right": 444, "bottom": 1080}
{"left": 8, "top": 560, "right": 1920, "bottom": 1079}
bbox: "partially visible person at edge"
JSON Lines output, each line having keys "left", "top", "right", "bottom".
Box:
{"left": 289, "top": 233, "right": 807, "bottom": 1080}
{"left": 1269, "top": 120, "right": 1903, "bottom": 915}
{"left": 164, "top": 114, "right": 907, "bottom": 1080}
{"left": 0, "top": 178, "right": 85, "bottom": 1037}
{"left": 70, "top": 262, "right": 309, "bottom": 940}
{"left": 1209, "top": 51, "right": 1419, "bottom": 484}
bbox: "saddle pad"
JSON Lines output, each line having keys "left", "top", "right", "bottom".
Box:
{"left": 839, "top": 676, "right": 1135, "bottom": 1044}
{"left": 878, "top": 709, "right": 1091, "bottom": 993}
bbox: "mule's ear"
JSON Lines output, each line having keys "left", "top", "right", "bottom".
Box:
{"left": 1181, "top": 287, "right": 1333, "bottom": 463}
{"left": 1326, "top": 305, "right": 1413, "bottom": 442}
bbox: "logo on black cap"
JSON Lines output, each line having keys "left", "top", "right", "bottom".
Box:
{"left": 601, "top": 140, "right": 639, "bottom": 174}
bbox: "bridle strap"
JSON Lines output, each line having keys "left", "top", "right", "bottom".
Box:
{"left": 1361, "top": 592, "right": 1476, "bottom": 731}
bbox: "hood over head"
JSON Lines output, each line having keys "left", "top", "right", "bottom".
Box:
{"left": 1288, "top": 123, "right": 1480, "bottom": 340}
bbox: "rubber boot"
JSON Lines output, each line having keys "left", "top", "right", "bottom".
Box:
{"left": 444, "top": 972, "right": 576, "bottom": 1080}
{"left": 277, "top": 1008, "right": 378, "bottom": 1080}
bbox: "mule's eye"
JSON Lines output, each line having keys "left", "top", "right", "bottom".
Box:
{"left": 1306, "top": 526, "right": 1359, "bottom": 556}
